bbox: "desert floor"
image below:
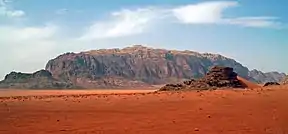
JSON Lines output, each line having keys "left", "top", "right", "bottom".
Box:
{"left": 0, "top": 89, "right": 156, "bottom": 97}
{"left": 1, "top": 87, "right": 288, "bottom": 134}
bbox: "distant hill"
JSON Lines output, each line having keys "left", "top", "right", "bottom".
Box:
{"left": 0, "top": 45, "right": 286, "bottom": 89}
{"left": 248, "top": 69, "right": 286, "bottom": 83}
{"left": 0, "top": 70, "right": 78, "bottom": 89}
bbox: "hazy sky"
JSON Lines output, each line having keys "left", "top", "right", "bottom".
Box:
{"left": 0, "top": 0, "right": 287, "bottom": 79}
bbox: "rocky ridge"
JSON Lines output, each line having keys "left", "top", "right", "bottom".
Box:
{"left": 248, "top": 69, "right": 286, "bottom": 83}
{"left": 0, "top": 70, "right": 78, "bottom": 89}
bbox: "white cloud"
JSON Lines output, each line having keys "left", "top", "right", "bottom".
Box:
{"left": 79, "top": 1, "right": 281, "bottom": 41}
{"left": 171, "top": 1, "right": 279, "bottom": 28}
{"left": 79, "top": 7, "right": 164, "bottom": 40}
{"left": 223, "top": 17, "right": 280, "bottom": 28}
{"left": 0, "top": 0, "right": 25, "bottom": 17}
{"left": 0, "top": 7, "right": 25, "bottom": 17}
{"left": 172, "top": 1, "right": 238, "bottom": 24}
{"left": 0, "top": 24, "right": 60, "bottom": 78}
{"left": 0, "top": 24, "right": 58, "bottom": 41}
{"left": 0, "top": 24, "right": 59, "bottom": 54}
{"left": 55, "top": 8, "right": 68, "bottom": 15}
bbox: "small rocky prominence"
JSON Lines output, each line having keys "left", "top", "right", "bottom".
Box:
{"left": 263, "top": 82, "right": 280, "bottom": 87}
{"left": 282, "top": 76, "right": 288, "bottom": 85}
{"left": 159, "top": 66, "right": 246, "bottom": 91}
{"left": 0, "top": 70, "right": 78, "bottom": 89}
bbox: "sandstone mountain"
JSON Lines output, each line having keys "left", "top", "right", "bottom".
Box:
{"left": 0, "top": 70, "right": 78, "bottom": 89}
{"left": 1, "top": 45, "right": 285, "bottom": 89}
{"left": 46, "top": 45, "right": 253, "bottom": 88}
{"left": 248, "top": 69, "right": 286, "bottom": 83}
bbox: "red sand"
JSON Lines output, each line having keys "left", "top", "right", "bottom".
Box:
{"left": 237, "top": 76, "right": 261, "bottom": 89}
{"left": 0, "top": 89, "right": 156, "bottom": 97}
{"left": 1, "top": 86, "right": 288, "bottom": 134}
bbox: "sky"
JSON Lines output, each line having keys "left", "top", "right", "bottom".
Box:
{"left": 0, "top": 0, "right": 287, "bottom": 79}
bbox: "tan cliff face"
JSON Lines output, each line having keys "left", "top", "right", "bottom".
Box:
{"left": 45, "top": 45, "right": 251, "bottom": 88}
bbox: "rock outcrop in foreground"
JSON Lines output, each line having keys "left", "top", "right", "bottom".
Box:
{"left": 0, "top": 70, "right": 78, "bottom": 89}
{"left": 159, "top": 66, "right": 246, "bottom": 91}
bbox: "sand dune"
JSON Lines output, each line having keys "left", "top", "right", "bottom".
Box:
{"left": 237, "top": 76, "right": 261, "bottom": 89}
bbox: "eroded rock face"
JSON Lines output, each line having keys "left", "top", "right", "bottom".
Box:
{"left": 0, "top": 70, "right": 78, "bottom": 89}
{"left": 45, "top": 45, "right": 250, "bottom": 88}
{"left": 159, "top": 66, "right": 245, "bottom": 91}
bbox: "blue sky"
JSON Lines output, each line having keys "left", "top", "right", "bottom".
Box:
{"left": 0, "top": 0, "right": 287, "bottom": 79}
